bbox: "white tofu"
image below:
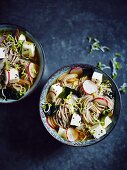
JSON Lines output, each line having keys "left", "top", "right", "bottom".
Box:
{"left": 5, "top": 68, "right": 19, "bottom": 84}
{"left": 0, "top": 47, "right": 5, "bottom": 59}
{"left": 22, "top": 41, "right": 35, "bottom": 57}
{"left": 50, "top": 83, "right": 63, "bottom": 97}
{"left": 70, "top": 113, "right": 81, "bottom": 127}
{"left": 58, "top": 127, "right": 67, "bottom": 139}
{"left": 90, "top": 124, "right": 106, "bottom": 139}
{"left": 18, "top": 34, "right": 26, "bottom": 41}
{"left": 92, "top": 72, "right": 103, "bottom": 85}
{"left": 103, "top": 116, "right": 112, "bottom": 128}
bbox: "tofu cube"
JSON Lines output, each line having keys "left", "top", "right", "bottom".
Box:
{"left": 92, "top": 72, "right": 103, "bottom": 85}
{"left": 18, "top": 34, "right": 26, "bottom": 41}
{"left": 103, "top": 116, "right": 112, "bottom": 128}
{"left": 70, "top": 113, "right": 81, "bottom": 127}
{"left": 58, "top": 127, "right": 67, "bottom": 139}
{"left": 0, "top": 47, "right": 5, "bottom": 59}
{"left": 50, "top": 83, "right": 63, "bottom": 98}
{"left": 5, "top": 68, "right": 19, "bottom": 84}
{"left": 22, "top": 41, "right": 35, "bottom": 58}
{"left": 90, "top": 124, "right": 106, "bottom": 139}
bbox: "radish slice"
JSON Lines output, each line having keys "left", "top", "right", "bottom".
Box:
{"left": 83, "top": 80, "right": 98, "bottom": 94}
{"left": 5, "top": 70, "right": 10, "bottom": 85}
{"left": 94, "top": 97, "right": 108, "bottom": 107}
{"left": 70, "top": 67, "right": 83, "bottom": 75}
{"left": 28, "top": 63, "right": 39, "bottom": 78}
{"left": 46, "top": 117, "right": 57, "bottom": 129}
{"left": 66, "top": 128, "right": 78, "bottom": 142}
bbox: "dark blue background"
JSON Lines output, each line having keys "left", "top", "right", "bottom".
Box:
{"left": 0, "top": 0, "right": 127, "bottom": 170}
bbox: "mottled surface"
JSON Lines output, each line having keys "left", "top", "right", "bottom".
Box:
{"left": 0, "top": 0, "right": 127, "bottom": 170}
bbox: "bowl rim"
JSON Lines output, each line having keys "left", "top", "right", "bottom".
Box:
{"left": 0, "top": 23, "right": 45, "bottom": 103}
{"left": 39, "top": 63, "right": 121, "bottom": 146}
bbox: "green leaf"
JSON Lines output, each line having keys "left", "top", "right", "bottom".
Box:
{"left": 112, "top": 73, "right": 117, "bottom": 79}
{"left": 97, "top": 62, "right": 102, "bottom": 70}
{"left": 87, "top": 36, "right": 92, "bottom": 43}
{"left": 14, "top": 64, "right": 21, "bottom": 70}
{"left": 102, "top": 108, "right": 112, "bottom": 115}
{"left": 58, "top": 87, "right": 81, "bottom": 99}
{"left": 5, "top": 61, "right": 10, "bottom": 70}
{"left": 88, "top": 37, "right": 110, "bottom": 53}
{"left": 121, "top": 87, "right": 126, "bottom": 93}
{"left": 94, "top": 38, "right": 100, "bottom": 43}
{"left": 100, "top": 117, "right": 105, "bottom": 126}
{"left": 115, "top": 53, "right": 121, "bottom": 57}
{"left": 100, "top": 109, "right": 111, "bottom": 126}
{"left": 119, "top": 83, "right": 127, "bottom": 93}
{"left": 115, "top": 62, "right": 122, "bottom": 70}
{"left": 97, "top": 62, "right": 110, "bottom": 70}
{"left": 6, "top": 34, "right": 15, "bottom": 42}
{"left": 58, "top": 87, "right": 71, "bottom": 99}
{"left": 111, "top": 57, "right": 121, "bottom": 80}
{"left": 104, "top": 47, "right": 110, "bottom": 51}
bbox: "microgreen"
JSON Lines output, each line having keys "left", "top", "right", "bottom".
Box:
{"left": 119, "top": 83, "right": 127, "bottom": 93}
{"left": 111, "top": 57, "right": 122, "bottom": 79}
{"left": 97, "top": 62, "right": 110, "bottom": 70}
{"left": 115, "top": 52, "right": 121, "bottom": 57}
{"left": 87, "top": 37, "right": 110, "bottom": 53}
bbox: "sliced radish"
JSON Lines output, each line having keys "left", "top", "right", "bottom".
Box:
{"left": 94, "top": 97, "right": 108, "bottom": 107}
{"left": 83, "top": 80, "right": 98, "bottom": 94}
{"left": 46, "top": 117, "right": 57, "bottom": 129}
{"left": 66, "top": 128, "right": 78, "bottom": 142}
{"left": 70, "top": 67, "right": 83, "bottom": 75}
{"left": 80, "top": 86, "right": 84, "bottom": 92}
{"left": 28, "top": 63, "right": 39, "bottom": 78}
{"left": 5, "top": 70, "right": 10, "bottom": 85}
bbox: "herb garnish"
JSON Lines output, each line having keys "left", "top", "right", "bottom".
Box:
{"left": 119, "top": 83, "right": 127, "bottom": 93}
{"left": 58, "top": 87, "right": 81, "bottom": 99}
{"left": 97, "top": 62, "right": 110, "bottom": 70}
{"left": 88, "top": 37, "right": 110, "bottom": 53}
{"left": 111, "top": 57, "right": 122, "bottom": 79}
{"left": 115, "top": 53, "right": 121, "bottom": 57}
{"left": 86, "top": 36, "right": 125, "bottom": 94}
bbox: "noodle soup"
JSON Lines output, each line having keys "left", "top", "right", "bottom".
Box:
{"left": 42, "top": 66, "right": 115, "bottom": 143}
{"left": 0, "top": 28, "right": 42, "bottom": 101}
